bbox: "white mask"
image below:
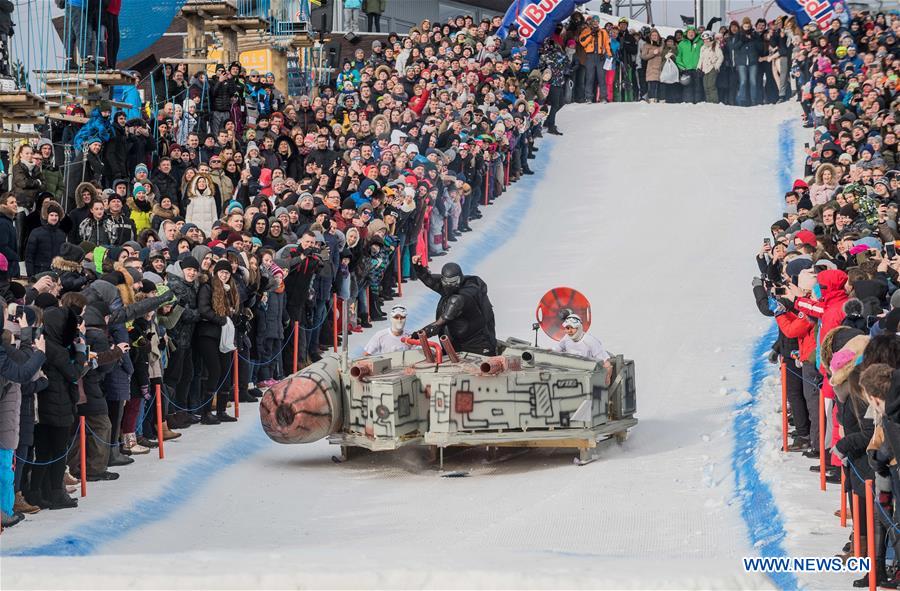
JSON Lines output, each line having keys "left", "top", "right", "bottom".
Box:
{"left": 390, "top": 316, "right": 406, "bottom": 333}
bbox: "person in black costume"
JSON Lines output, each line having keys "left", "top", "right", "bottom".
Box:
{"left": 411, "top": 258, "right": 497, "bottom": 356}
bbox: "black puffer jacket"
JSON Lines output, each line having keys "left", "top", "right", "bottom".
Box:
{"left": 37, "top": 306, "right": 88, "bottom": 427}
{"left": 81, "top": 305, "right": 124, "bottom": 416}
{"left": 165, "top": 262, "right": 199, "bottom": 349}
{"left": 25, "top": 218, "right": 66, "bottom": 278}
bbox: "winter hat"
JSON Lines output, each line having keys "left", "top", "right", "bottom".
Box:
{"left": 134, "top": 164, "right": 149, "bottom": 176}
{"left": 830, "top": 335, "right": 869, "bottom": 386}
{"left": 246, "top": 141, "right": 259, "bottom": 154}
{"left": 797, "top": 196, "right": 813, "bottom": 211}
{"left": 225, "top": 232, "right": 243, "bottom": 246}
{"left": 890, "top": 289, "right": 900, "bottom": 310}
{"left": 42, "top": 200, "right": 64, "bottom": 219}
{"left": 213, "top": 259, "right": 232, "bottom": 275}
{"left": 341, "top": 198, "right": 357, "bottom": 211}
{"left": 33, "top": 292, "right": 58, "bottom": 309}
{"left": 142, "top": 271, "right": 163, "bottom": 285}
{"left": 191, "top": 245, "right": 212, "bottom": 263}
{"left": 123, "top": 240, "right": 141, "bottom": 252}
{"left": 58, "top": 243, "right": 85, "bottom": 263}
{"left": 800, "top": 219, "right": 818, "bottom": 233}
{"left": 786, "top": 257, "right": 814, "bottom": 280}
{"left": 795, "top": 230, "right": 817, "bottom": 248}
{"left": 124, "top": 267, "right": 142, "bottom": 284}
{"left": 225, "top": 201, "right": 244, "bottom": 214}
{"left": 133, "top": 185, "right": 147, "bottom": 198}
{"left": 179, "top": 255, "right": 200, "bottom": 271}
{"left": 107, "top": 192, "right": 124, "bottom": 207}
{"left": 793, "top": 178, "right": 809, "bottom": 190}
{"left": 0, "top": 253, "right": 9, "bottom": 273}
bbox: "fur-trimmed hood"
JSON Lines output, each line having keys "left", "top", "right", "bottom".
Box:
{"left": 41, "top": 199, "right": 64, "bottom": 221}
{"left": 51, "top": 256, "right": 83, "bottom": 273}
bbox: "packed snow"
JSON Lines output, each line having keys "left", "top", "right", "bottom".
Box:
{"left": 1, "top": 102, "right": 832, "bottom": 589}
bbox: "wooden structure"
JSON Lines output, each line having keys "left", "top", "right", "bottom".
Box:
{"left": 179, "top": 0, "right": 268, "bottom": 67}
{"left": 32, "top": 69, "right": 140, "bottom": 117}
{"left": 0, "top": 91, "right": 48, "bottom": 126}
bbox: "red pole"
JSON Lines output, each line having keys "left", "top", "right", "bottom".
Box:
{"left": 866, "top": 480, "right": 875, "bottom": 589}
{"left": 853, "top": 492, "right": 861, "bottom": 557}
{"left": 79, "top": 416, "right": 87, "bottom": 497}
{"left": 840, "top": 469, "right": 847, "bottom": 527}
{"left": 396, "top": 254, "right": 403, "bottom": 297}
{"left": 155, "top": 384, "right": 165, "bottom": 459}
{"left": 233, "top": 349, "right": 239, "bottom": 419}
{"left": 780, "top": 362, "right": 788, "bottom": 452}
{"left": 820, "top": 389, "right": 826, "bottom": 491}
{"left": 333, "top": 294, "right": 339, "bottom": 353}
{"left": 293, "top": 320, "right": 299, "bottom": 373}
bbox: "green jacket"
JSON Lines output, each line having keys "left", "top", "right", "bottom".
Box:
{"left": 42, "top": 165, "right": 64, "bottom": 202}
{"left": 364, "top": 0, "right": 385, "bottom": 14}
{"left": 675, "top": 36, "right": 702, "bottom": 71}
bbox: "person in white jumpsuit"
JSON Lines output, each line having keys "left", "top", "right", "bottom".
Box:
{"left": 363, "top": 305, "right": 413, "bottom": 355}
{"left": 552, "top": 314, "right": 613, "bottom": 379}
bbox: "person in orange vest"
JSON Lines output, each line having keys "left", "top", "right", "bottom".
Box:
{"left": 578, "top": 15, "right": 612, "bottom": 103}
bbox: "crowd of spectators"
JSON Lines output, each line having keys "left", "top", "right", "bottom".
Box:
{"left": 0, "top": 11, "right": 573, "bottom": 530}
{"left": 753, "top": 7, "right": 900, "bottom": 588}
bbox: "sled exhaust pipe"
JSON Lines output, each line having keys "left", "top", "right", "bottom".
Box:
{"left": 480, "top": 356, "right": 524, "bottom": 375}
{"left": 440, "top": 335, "right": 460, "bottom": 363}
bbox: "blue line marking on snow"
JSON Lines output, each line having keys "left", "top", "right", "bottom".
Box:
{"left": 731, "top": 119, "right": 798, "bottom": 591}
{"left": 4, "top": 425, "right": 271, "bottom": 557}
{"left": 6, "top": 138, "right": 557, "bottom": 558}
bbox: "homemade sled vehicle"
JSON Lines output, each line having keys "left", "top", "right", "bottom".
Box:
{"left": 259, "top": 288, "right": 637, "bottom": 465}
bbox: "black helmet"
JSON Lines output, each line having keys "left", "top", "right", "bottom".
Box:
{"left": 440, "top": 262, "right": 463, "bottom": 290}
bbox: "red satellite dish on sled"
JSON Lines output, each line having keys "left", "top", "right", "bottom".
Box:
{"left": 535, "top": 287, "right": 592, "bottom": 342}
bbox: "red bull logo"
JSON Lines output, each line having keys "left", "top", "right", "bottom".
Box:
{"left": 801, "top": 0, "right": 835, "bottom": 30}
{"left": 514, "top": 0, "right": 564, "bottom": 39}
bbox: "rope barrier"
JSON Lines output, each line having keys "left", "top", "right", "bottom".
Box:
{"left": 159, "top": 352, "right": 234, "bottom": 413}
{"left": 238, "top": 322, "right": 296, "bottom": 365}
{"left": 14, "top": 430, "right": 79, "bottom": 466}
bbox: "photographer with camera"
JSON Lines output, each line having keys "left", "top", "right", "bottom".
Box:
{"left": 282, "top": 231, "right": 323, "bottom": 366}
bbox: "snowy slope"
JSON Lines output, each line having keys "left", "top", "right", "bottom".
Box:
{"left": 2, "top": 103, "right": 800, "bottom": 589}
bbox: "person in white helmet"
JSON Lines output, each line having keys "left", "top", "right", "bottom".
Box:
{"left": 552, "top": 314, "right": 613, "bottom": 371}
{"left": 363, "top": 305, "right": 414, "bottom": 355}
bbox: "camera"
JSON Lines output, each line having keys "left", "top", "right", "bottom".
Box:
{"left": 6, "top": 303, "right": 23, "bottom": 323}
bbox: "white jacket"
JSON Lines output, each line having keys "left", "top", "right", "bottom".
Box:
{"left": 699, "top": 44, "right": 723, "bottom": 74}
